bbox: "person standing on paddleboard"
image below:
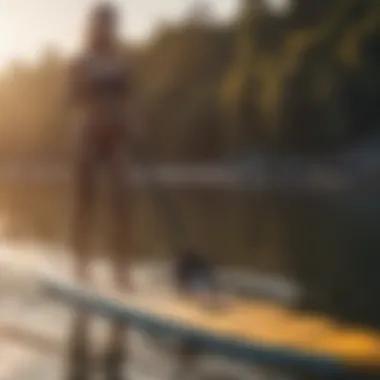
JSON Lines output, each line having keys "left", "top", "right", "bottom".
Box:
{"left": 69, "top": 1, "right": 140, "bottom": 287}
{"left": 66, "top": 2, "right": 140, "bottom": 379}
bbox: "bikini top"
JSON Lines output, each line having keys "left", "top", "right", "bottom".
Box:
{"left": 81, "top": 54, "right": 130, "bottom": 98}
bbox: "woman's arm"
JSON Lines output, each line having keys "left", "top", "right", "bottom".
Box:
{"left": 63, "top": 57, "right": 88, "bottom": 150}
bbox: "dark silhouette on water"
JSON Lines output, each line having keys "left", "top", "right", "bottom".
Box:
{"left": 175, "top": 250, "right": 216, "bottom": 293}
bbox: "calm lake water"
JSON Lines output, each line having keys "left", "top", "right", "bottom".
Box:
{"left": 0, "top": 179, "right": 379, "bottom": 379}
{"left": 0, "top": 242, "right": 298, "bottom": 380}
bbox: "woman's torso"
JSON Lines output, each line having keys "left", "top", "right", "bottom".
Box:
{"left": 77, "top": 51, "right": 131, "bottom": 136}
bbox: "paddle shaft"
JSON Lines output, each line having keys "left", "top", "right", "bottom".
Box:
{"left": 127, "top": 134, "right": 193, "bottom": 255}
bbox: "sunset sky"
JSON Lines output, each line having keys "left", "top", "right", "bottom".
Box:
{"left": 0, "top": 0, "right": 237, "bottom": 67}
{"left": 0, "top": 0, "right": 288, "bottom": 68}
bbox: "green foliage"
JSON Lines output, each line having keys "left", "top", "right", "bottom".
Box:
{"left": 222, "top": 0, "right": 380, "bottom": 152}
{"left": 0, "top": 0, "right": 377, "bottom": 159}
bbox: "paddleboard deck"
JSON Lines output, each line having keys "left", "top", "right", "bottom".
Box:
{"left": 41, "top": 278, "right": 380, "bottom": 376}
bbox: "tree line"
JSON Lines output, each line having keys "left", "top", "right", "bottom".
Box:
{"left": 0, "top": 0, "right": 377, "bottom": 161}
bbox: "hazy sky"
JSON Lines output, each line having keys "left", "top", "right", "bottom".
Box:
{"left": 0, "top": 0, "right": 238, "bottom": 67}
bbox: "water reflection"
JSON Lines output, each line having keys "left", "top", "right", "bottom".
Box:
{"left": 0, "top": 181, "right": 379, "bottom": 379}
{"left": 0, "top": 244, "right": 298, "bottom": 380}
{"left": 0, "top": 181, "right": 379, "bottom": 327}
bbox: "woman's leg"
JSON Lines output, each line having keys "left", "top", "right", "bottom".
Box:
{"left": 68, "top": 145, "right": 97, "bottom": 380}
{"left": 104, "top": 147, "right": 130, "bottom": 380}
